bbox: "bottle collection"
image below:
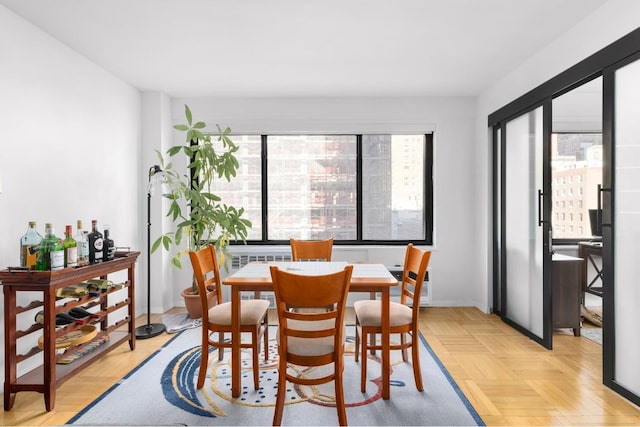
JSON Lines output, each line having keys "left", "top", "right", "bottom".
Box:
{"left": 19, "top": 220, "right": 116, "bottom": 271}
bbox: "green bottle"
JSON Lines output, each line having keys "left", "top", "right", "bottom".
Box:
{"left": 35, "top": 223, "right": 65, "bottom": 271}
{"left": 63, "top": 225, "right": 78, "bottom": 268}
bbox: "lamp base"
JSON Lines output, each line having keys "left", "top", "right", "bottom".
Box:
{"left": 135, "top": 323, "right": 166, "bottom": 339}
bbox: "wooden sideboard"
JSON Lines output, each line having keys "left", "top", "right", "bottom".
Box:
{"left": 0, "top": 251, "right": 139, "bottom": 411}
{"left": 552, "top": 253, "right": 583, "bottom": 337}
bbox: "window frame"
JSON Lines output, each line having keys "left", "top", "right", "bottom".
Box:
{"left": 217, "top": 132, "right": 434, "bottom": 246}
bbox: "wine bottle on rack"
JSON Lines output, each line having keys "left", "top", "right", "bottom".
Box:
{"left": 35, "top": 223, "right": 64, "bottom": 271}
{"left": 20, "top": 221, "right": 43, "bottom": 269}
{"left": 88, "top": 219, "right": 104, "bottom": 264}
{"left": 103, "top": 225, "right": 115, "bottom": 262}
{"left": 63, "top": 225, "right": 78, "bottom": 268}
{"left": 75, "top": 220, "right": 89, "bottom": 266}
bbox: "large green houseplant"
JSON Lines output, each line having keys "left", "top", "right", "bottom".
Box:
{"left": 151, "top": 105, "right": 252, "bottom": 317}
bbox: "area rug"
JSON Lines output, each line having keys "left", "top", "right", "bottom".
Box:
{"left": 67, "top": 326, "right": 484, "bottom": 426}
{"left": 582, "top": 327, "right": 603, "bottom": 345}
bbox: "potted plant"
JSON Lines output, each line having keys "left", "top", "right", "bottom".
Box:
{"left": 151, "top": 104, "right": 252, "bottom": 318}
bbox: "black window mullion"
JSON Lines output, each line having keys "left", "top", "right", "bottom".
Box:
{"left": 261, "top": 135, "right": 268, "bottom": 241}
{"left": 356, "top": 135, "right": 363, "bottom": 240}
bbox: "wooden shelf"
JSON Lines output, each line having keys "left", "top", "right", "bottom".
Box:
{"left": 1, "top": 251, "right": 140, "bottom": 411}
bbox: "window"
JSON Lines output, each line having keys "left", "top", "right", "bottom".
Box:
{"left": 209, "top": 133, "right": 433, "bottom": 245}
{"left": 551, "top": 133, "right": 602, "bottom": 240}
{"left": 267, "top": 135, "right": 357, "bottom": 240}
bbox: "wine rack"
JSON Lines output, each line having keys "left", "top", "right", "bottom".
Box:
{"left": 0, "top": 251, "right": 140, "bottom": 411}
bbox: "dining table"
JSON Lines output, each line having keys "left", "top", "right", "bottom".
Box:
{"left": 223, "top": 261, "right": 399, "bottom": 399}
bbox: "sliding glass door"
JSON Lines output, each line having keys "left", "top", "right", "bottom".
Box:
{"left": 602, "top": 53, "right": 640, "bottom": 404}
{"left": 491, "top": 27, "right": 640, "bottom": 403}
{"left": 499, "top": 106, "right": 552, "bottom": 348}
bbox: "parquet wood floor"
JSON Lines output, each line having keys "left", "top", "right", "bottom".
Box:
{"left": 2, "top": 306, "right": 639, "bottom": 426}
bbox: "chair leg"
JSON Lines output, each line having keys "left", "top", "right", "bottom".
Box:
{"left": 197, "top": 335, "right": 209, "bottom": 389}
{"left": 252, "top": 330, "right": 260, "bottom": 390}
{"left": 411, "top": 333, "right": 423, "bottom": 391}
{"left": 335, "top": 360, "right": 348, "bottom": 426}
{"left": 354, "top": 323, "right": 360, "bottom": 362}
{"left": 218, "top": 332, "right": 225, "bottom": 361}
{"left": 401, "top": 333, "right": 408, "bottom": 362}
{"left": 360, "top": 328, "right": 368, "bottom": 393}
{"left": 272, "top": 357, "right": 287, "bottom": 426}
{"left": 368, "top": 332, "right": 376, "bottom": 356}
{"left": 263, "top": 317, "right": 269, "bottom": 361}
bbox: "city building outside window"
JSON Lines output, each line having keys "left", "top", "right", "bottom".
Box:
{"left": 207, "top": 133, "right": 433, "bottom": 245}
{"left": 551, "top": 133, "right": 603, "bottom": 240}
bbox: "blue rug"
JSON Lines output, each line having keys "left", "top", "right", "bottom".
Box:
{"left": 68, "top": 326, "right": 484, "bottom": 426}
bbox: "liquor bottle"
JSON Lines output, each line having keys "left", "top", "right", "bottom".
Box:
{"left": 88, "top": 219, "right": 104, "bottom": 264}
{"left": 75, "top": 220, "right": 89, "bottom": 266}
{"left": 103, "top": 225, "right": 116, "bottom": 262}
{"left": 20, "top": 221, "right": 43, "bottom": 269}
{"left": 63, "top": 225, "right": 78, "bottom": 268}
{"left": 35, "top": 223, "right": 65, "bottom": 271}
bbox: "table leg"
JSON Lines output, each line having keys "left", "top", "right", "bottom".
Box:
{"left": 369, "top": 291, "right": 376, "bottom": 355}
{"left": 381, "top": 288, "right": 390, "bottom": 399}
{"left": 231, "top": 288, "right": 241, "bottom": 398}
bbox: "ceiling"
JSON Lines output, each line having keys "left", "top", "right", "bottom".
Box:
{"left": 0, "top": 0, "right": 609, "bottom": 98}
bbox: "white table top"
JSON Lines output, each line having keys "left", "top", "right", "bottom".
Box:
{"left": 229, "top": 261, "right": 394, "bottom": 279}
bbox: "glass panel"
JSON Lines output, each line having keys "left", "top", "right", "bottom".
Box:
{"left": 210, "top": 135, "right": 263, "bottom": 240}
{"left": 266, "top": 135, "right": 357, "bottom": 240}
{"left": 551, "top": 77, "right": 603, "bottom": 240}
{"left": 362, "top": 135, "right": 425, "bottom": 240}
{"left": 505, "top": 107, "right": 544, "bottom": 338}
{"left": 614, "top": 58, "right": 640, "bottom": 396}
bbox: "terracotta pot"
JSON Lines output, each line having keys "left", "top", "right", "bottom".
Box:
{"left": 180, "top": 287, "right": 215, "bottom": 319}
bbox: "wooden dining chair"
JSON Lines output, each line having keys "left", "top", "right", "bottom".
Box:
{"left": 354, "top": 244, "right": 431, "bottom": 392}
{"left": 188, "top": 245, "right": 269, "bottom": 390}
{"left": 269, "top": 264, "right": 353, "bottom": 426}
{"left": 290, "top": 237, "right": 333, "bottom": 261}
{"left": 289, "top": 237, "right": 335, "bottom": 312}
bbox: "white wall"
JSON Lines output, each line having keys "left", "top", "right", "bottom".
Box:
{"left": 163, "top": 96, "right": 480, "bottom": 309}
{"left": 475, "top": 1, "right": 640, "bottom": 312}
{"left": 0, "top": 6, "right": 141, "bottom": 385}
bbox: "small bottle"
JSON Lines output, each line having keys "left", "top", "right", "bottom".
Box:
{"left": 103, "top": 225, "right": 115, "bottom": 262}
{"left": 88, "top": 219, "right": 104, "bottom": 264}
{"left": 63, "top": 225, "right": 78, "bottom": 268}
{"left": 35, "top": 223, "right": 64, "bottom": 271}
{"left": 20, "top": 221, "right": 43, "bottom": 269}
{"left": 75, "top": 220, "right": 89, "bottom": 266}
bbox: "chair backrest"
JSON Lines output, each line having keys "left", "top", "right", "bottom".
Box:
{"left": 269, "top": 264, "right": 352, "bottom": 365}
{"left": 188, "top": 245, "right": 223, "bottom": 316}
{"left": 290, "top": 238, "right": 333, "bottom": 262}
{"left": 400, "top": 244, "right": 432, "bottom": 315}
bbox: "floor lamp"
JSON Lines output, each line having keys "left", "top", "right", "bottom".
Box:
{"left": 135, "top": 165, "right": 166, "bottom": 339}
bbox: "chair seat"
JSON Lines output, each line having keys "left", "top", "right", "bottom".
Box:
{"left": 353, "top": 299, "right": 412, "bottom": 327}
{"left": 208, "top": 299, "right": 270, "bottom": 326}
{"left": 278, "top": 319, "right": 339, "bottom": 356}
